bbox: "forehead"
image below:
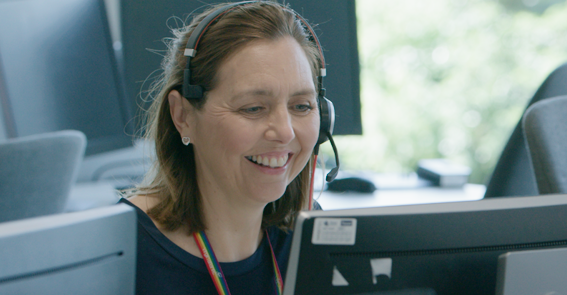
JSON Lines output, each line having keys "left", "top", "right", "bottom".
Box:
{"left": 212, "top": 37, "right": 316, "bottom": 97}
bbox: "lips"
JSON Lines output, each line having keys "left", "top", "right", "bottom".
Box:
{"left": 246, "top": 153, "right": 290, "bottom": 168}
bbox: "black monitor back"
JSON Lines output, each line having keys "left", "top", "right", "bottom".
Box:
{"left": 285, "top": 194, "right": 567, "bottom": 295}
{"left": 120, "top": 0, "right": 362, "bottom": 135}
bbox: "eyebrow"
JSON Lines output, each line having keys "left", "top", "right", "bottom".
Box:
{"left": 291, "top": 89, "right": 317, "bottom": 97}
{"left": 230, "top": 88, "right": 317, "bottom": 102}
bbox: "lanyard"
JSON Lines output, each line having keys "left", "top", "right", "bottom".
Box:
{"left": 193, "top": 229, "right": 284, "bottom": 295}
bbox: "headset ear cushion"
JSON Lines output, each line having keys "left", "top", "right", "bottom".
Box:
{"left": 182, "top": 68, "right": 204, "bottom": 99}
{"left": 317, "top": 96, "right": 335, "bottom": 145}
{"left": 183, "top": 84, "right": 204, "bottom": 100}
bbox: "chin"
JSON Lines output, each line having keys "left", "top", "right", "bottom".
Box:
{"left": 252, "top": 184, "right": 288, "bottom": 205}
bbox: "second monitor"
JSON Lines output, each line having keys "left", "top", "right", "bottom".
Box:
{"left": 284, "top": 194, "right": 567, "bottom": 295}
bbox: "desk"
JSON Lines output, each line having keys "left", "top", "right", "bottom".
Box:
{"left": 315, "top": 184, "right": 486, "bottom": 210}
{"left": 69, "top": 143, "right": 486, "bottom": 211}
{"left": 66, "top": 181, "right": 485, "bottom": 212}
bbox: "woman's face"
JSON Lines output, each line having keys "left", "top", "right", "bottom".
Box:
{"left": 188, "top": 37, "right": 319, "bottom": 206}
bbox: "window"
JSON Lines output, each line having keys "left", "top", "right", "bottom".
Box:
{"left": 324, "top": 0, "right": 567, "bottom": 183}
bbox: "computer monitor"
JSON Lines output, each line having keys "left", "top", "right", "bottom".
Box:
{"left": 0, "top": 204, "right": 137, "bottom": 295}
{"left": 0, "top": 0, "right": 133, "bottom": 156}
{"left": 120, "top": 0, "right": 361, "bottom": 135}
{"left": 284, "top": 194, "right": 567, "bottom": 295}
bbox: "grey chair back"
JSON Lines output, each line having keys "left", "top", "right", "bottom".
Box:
{"left": 522, "top": 96, "right": 567, "bottom": 194}
{"left": 484, "top": 63, "right": 567, "bottom": 198}
{"left": 0, "top": 130, "right": 86, "bottom": 222}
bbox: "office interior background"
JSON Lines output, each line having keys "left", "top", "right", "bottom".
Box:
{"left": 331, "top": 0, "right": 567, "bottom": 184}
{"left": 316, "top": 0, "right": 567, "bottom": 185}
{"left": 2, "top": 0, "right": 567, "bottom": 185}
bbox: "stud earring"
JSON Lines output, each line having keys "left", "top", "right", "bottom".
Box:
{"left": 182, "top": 137, "right": 191, "bottom": 146}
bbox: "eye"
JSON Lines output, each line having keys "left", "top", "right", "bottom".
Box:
{"left": 292, "top": 103, "right": 314, "bottom": 113}
{"left": 240, "top": 106, "right": 265, "bottom": 115}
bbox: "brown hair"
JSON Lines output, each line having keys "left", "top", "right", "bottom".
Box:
{"left": 132, "top": 1, "right": 322, "bottom": 234}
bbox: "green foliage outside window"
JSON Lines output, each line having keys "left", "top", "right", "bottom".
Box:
{"left": 323, "top": 0, "right": 567, "bottom": 184}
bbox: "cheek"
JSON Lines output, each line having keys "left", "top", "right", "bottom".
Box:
{"left": 212, "top": 117, "right": 259, "bottom": 156}
{"left": 289, "top": 115, "right": 318, "bottom": 183}
{"left": 296, "top": 113, "right": 320, "bottom": 155}
{"left": 305, "top": 113, "right": 321, "bottom": 144}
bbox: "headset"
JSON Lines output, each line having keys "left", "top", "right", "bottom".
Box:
{"left": 181, "top": 1, "right": 340, "bottom": 182}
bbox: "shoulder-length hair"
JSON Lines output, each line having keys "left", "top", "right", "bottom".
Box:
{"left": 132, "top": 1, "right": 322, "bottom": 234}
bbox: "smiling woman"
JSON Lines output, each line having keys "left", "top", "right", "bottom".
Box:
{"left": 120, "top": 1, "right": 327, "bottom": 294}
{"left": 169, "top": 36, "right": 319, "bottom": 212}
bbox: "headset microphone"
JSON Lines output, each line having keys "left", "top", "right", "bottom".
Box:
{"left": 315, "top": 93, "right": 340, "bottom": 182}
{"left": 315, "top": 78, "right": 340, "bottom": 182}
{"left": 325, "top": 133, "right": 340, "bottom": 182}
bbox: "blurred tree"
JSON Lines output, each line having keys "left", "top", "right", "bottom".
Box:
{"left": 323, "top": 0, "right": 567, "bottom": 184}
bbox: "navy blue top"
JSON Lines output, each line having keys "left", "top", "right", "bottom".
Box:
{"left": 119, "top": 198, "right": 293, "bottom": 295}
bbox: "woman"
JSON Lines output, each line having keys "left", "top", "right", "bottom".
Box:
{"left": 121, "top": 1, "right": 326, "bottom": 294}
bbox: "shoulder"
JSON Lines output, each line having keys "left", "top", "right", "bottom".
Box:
{"left": 118, "top": 196, "right": 158, "bottom": 230}
{"left": 118, "top": 196, "right": 165, "bottom": 237}
{"left": 125, "top": 194, "right": 160, "bottom": 213}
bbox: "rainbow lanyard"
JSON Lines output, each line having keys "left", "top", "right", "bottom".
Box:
{"left": 193, "top": 229, "right": 284, "bottom": 295}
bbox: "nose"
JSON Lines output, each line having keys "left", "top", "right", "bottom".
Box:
{"left": 265, "top": 105, "right": 295, "bottom": 144}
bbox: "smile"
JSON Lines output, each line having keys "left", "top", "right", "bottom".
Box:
{"left": 245, "top": 153, "right": 290, "bottom": 168}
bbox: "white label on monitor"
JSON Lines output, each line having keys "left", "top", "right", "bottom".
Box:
{"left": 312, "top": 218, "right": 357, "bottom": 245}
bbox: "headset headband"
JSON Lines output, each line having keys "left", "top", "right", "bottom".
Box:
{"left": 182, "top": 1, "right": 326, "bottom": 100}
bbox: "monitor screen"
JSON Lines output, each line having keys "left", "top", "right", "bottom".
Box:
{"left": 0, "top": 204, "right": 136, "bottom": 294}
{"left": 120, "top": 0, "right": 362, "bottom": 135}
{"left": 0, "top": 0, "right": 133, "bottom": 156}
{"left": 284, "top": 194, "right": 567, "bottom": 295}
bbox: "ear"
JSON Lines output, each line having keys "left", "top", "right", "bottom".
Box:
{"left": 168, "top": 90, "right": 195, "bottom": 137}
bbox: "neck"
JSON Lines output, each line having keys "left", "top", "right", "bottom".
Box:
{"left": 200, "top": 192, "right": 266, "bottom": 262}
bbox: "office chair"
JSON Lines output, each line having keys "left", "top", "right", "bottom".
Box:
{"left": 484, "top": 62, "right": 567, "bottom": 198}
{"left": 0, "top": 130, "right": 86, "bottom": 223}
{"left": 522, "top": 95, "right": 567, "bottom": 194}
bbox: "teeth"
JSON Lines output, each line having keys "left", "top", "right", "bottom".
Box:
{"left": 247, "top": 154, "right": 289, "bottom": 168}
{"left": 269, "top": 158, "right": 278, "bottom": 168}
